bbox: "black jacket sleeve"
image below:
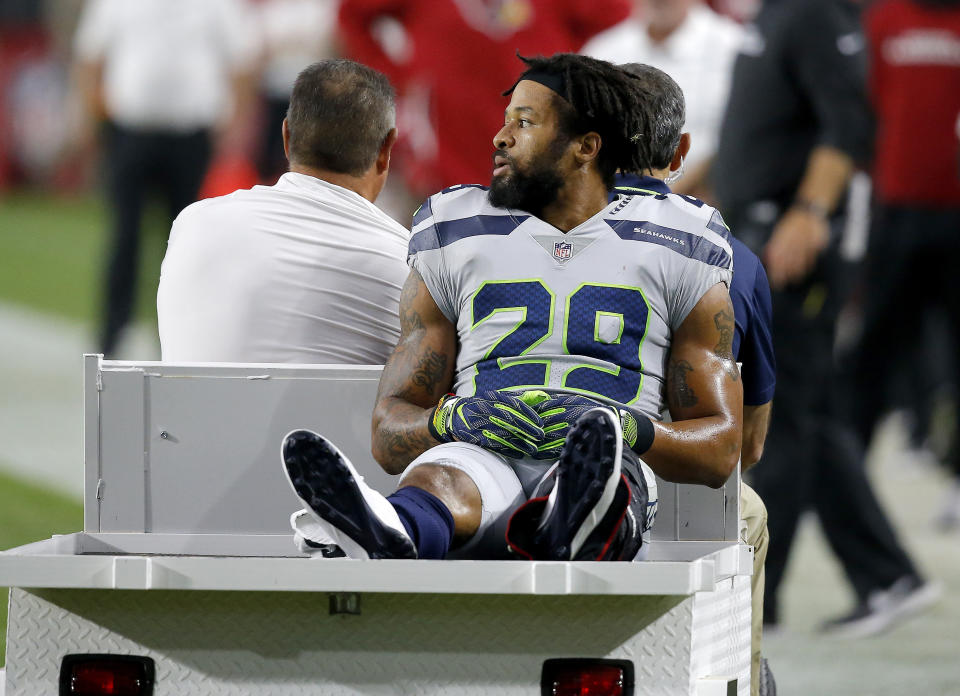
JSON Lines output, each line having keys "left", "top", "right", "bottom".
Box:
{"left": 786, "top": 0, "right": 874, "bottom": 166}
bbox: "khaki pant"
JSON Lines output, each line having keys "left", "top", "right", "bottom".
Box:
{"left": 740, "top": 483, "right": 768, "bottom": 696}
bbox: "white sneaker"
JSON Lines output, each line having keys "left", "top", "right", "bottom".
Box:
{"left": 281, "top": 430, "right": 416, "bottom": 559}
{"left": 820, "top": 575, "right": 943, "bottom": 638}
{"left": 933, "top": 479, "right": 960, "bottom": 531}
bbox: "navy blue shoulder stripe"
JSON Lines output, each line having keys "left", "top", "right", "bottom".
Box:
{"left": 707, "top": 209, "right": 731, "bottom": 241}
{"left": 411, "top": 196, "right": 434, "bottom": 228}
{"left": 606, "top": 219, "right": 732, "bottom": 269}
{"left": 409, "top": 214, "right": 528, "bottom": 254}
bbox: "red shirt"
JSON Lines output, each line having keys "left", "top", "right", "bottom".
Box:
{"left": 866, "top": 0, "right": 960, "bottom": 204}
{"left": 339, "top": 0, "right": 630, "bottom": 198}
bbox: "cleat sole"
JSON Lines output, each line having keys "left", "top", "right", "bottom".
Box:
{"left": 282, "top": 430, "right": 415, "bottom": 560}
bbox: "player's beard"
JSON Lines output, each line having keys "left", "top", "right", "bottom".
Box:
{"left": 488, "top": 141, "right": 567, "bottom": 215}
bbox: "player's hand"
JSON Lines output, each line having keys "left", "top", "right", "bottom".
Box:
{"left": 763, "top": 206, "right": 829, "bottom": 289}
{"left": 428, "top": 391, "right": 545, "bottom": 458}
{"left": 530, "top": 393, "right": 605, "bottom": 460}
{"left": 530, "top": 393, "right": 654, "bottom": 459}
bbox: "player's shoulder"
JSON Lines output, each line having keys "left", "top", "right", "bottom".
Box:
{"left": 413, "top": 184, "right": 499, "bottom": 226}
{"left": 606, "top": 191, "right": 733, "bottom": 271}
{"left": 613, "top": 190, "right": 731, "bottom": 240}
{"left": 410, "top": 184, "right": 522, "bottom": 254}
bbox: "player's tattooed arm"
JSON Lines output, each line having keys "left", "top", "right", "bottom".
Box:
{"left": 667, "top": 359, "right": 698, "bottom": 408}
{"left": 644, "top": 284, "right": 743, "bottom": 488}
{"left": 712, "top": 306, "right": 740, "bottom": 382}
{"left": 372, "top": 269, "right": 457, "bottom": 474}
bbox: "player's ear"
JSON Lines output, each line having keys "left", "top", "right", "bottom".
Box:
{"left": 282, "top": 118, "right": 291, "bottom": 160}
{"left": 671, "top": 132, "right": 691, "bottom": 170}
{"left": 575, "top": 131, "right": 602, "bottom": 165}
{"left": 376, "top": 127, "right": 399, "bottom": 175}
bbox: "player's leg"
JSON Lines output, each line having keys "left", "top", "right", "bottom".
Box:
{"left": 283, "top": 430, "right": 526, "bottom": 559}
{"left": 398, "top": 443, "right": 528, "bottom": 560}
{"left": 391, "top": 462, "right": 481, "bottom": 557}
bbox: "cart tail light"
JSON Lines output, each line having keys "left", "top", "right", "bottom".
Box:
{"left": 60, "top": 654, "right": 155, "bottom": 696}
{"left": 541, "top": 658, "right": 634, "bottom": 695}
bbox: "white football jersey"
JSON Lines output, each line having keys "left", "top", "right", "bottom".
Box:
{"left": 408, "top": 185, "right": 734, "bottom": 420}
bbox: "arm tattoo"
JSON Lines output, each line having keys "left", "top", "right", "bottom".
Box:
{"left": 399, "top": 273, "right": 425, "bottom": 333}
{"left": 712, "top": 307, "right": 741, "bottom": 382}
{"left": 668, "top": 359, "right": 698, "bottom": 409}
{"left": 377, "top": 420, "right": 438, "bottom": 468}
{"left": 373, "top": 270, "right": 454, "bottom": 469}
{"left": 375, "top": 338, "right": 449, "bottom": 468}
{"left": 407, "top": 346, "right": 448, "bottom": 399}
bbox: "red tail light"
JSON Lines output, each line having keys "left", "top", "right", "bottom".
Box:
{"left": 541, "top": 658, "right": 634, "bottom": 696}
{"left": 60, "top": 655, "right": 155, "bottom": 696}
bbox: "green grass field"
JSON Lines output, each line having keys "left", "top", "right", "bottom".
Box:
{"left": 0, "top": 190, "right": 169, "bottom": 668}
{"left": 0, "top": 190, "right": 172, "bottom": 328}
{"left": 0, "top": 468, "right": 84, "bottom": 667}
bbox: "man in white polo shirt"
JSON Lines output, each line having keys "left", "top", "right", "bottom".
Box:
{"left": 157, "top": 60, "right": 409, "bottom": 364}
{"left": 581, "top": 0, "right": 744, "bottom": 201}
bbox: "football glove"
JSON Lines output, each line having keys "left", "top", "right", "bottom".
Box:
{"left": 531, "top": 393, "right": 605, "bottom": 460}
{"left": 531, "top": 392, "right": 655, "bottom": 459}
{"left": 428, "top": 391, "right": 545, "bottom": 458}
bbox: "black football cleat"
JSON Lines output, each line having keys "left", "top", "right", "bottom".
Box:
{"left": 281, "top": 429, "right": 416, "bottom": 559}
{"left": 507, "top": 408, "right": 625, "bottom": 560}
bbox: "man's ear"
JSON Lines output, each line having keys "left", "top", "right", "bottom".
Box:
{"left": 671, "top": 132, "right": 692, "bottom": 170}
{"left": 575, "top": 131, "right": 602, "bottom": 166}
{"left": 376, "top": 127, "right": 399, "bottom": 174}
{"left": 282, "top": 118, "right": 291, "bottom": 160}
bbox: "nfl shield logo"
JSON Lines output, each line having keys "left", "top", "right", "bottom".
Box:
{"left": 554, "top": 241, "right": 572, "bottom": 261}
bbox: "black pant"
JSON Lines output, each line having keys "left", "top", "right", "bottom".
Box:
{"left": 852, "top": 204, "right": 960, "bottom": 477}
{"left": 730, "top": 211, "right": 918, "bottom": 622}
{"left": 100, "top": 123, "right": 212, "bottom": 355}
{"left": 256, "top": 96, "right": 289, "bottom": 183}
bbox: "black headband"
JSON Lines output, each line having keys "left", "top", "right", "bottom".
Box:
{"left": 503, "top": 69, "right": 569, "bottom": 102}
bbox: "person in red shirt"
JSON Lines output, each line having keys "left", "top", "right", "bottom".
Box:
{"left": 338, "top": 0, "right": 630, "bottom": 201}
{"left": 853, "top": 0, "right": 960, "bottom": 526}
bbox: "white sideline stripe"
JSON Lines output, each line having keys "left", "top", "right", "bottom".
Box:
{"left": 0, "top": 301, "right": 159, "bottom": 498}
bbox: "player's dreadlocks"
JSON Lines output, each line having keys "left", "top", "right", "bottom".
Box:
{"left": 505, "top": 53, "right": 659, "bottom": 189}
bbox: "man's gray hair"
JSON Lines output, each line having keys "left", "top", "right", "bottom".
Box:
{"left": 619, "top": 63, "right": 685, "bottom": 171}
{"left": 286, "top": 59, "right": 396, "bottom": 176}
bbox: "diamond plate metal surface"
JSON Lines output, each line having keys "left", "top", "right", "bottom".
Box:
{"left": 690, "top": 576, "right": 752, "bottom": 695}
{"left": 6, "top": 583, "right": 747, "bottom": 695}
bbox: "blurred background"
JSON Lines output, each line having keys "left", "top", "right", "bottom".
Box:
{"left": 0, "top": 0, "right": 958, "bottom": 692}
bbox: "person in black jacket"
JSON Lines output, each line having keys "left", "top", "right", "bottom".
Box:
{"left": 712, "top": 0, "right": 940, "bottom": 637}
